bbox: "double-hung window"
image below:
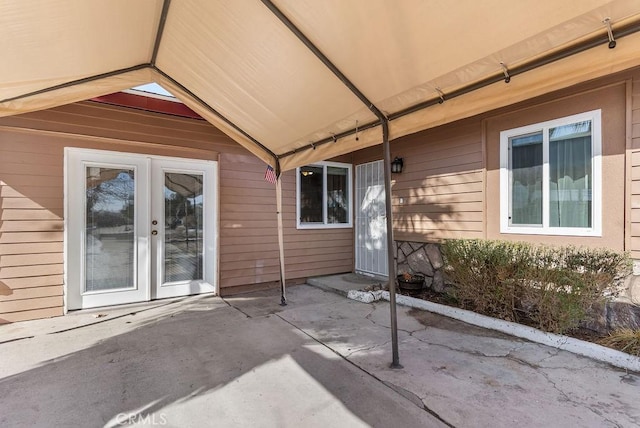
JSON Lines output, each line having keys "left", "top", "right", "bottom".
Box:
{"left": 296, "top": 161, "right": 352, "bottom": 229}
{"left": 500, "top": 110, "right": 601, "bottom": 236}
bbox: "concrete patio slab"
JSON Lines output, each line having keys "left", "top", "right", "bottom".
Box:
{"left": 1, "top": 284, "right": 639, "bottom": 427}
{"left": 0, "top": 287, "right": 445, "bottom": 428}
{"left": 270, "top": 286, "right": 640, "bottom": 427}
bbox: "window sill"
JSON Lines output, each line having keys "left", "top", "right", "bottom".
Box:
{"left": 500, "top": 226, "right": 601, "bottom": 237}
{"left": 296, "top": 223, "right": 353, "bottom": 230}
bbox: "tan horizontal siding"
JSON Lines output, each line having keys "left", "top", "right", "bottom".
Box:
{"left": 218, "top": 154, "right": 353, "bottom": 290}
{"left": 393, "top": 180, "right": 483, "bottom": 199}
{"left": 393, "top": 221, "right": 483, "bottom": 232}
{"left": 1, "top": 101, "right": 241, "bottom": 154}
{"left": 1, "top": 209, "right": 62, "bottom": 221}
{"left": 353, "top": 118, "right": 485, "bottom": 242}
{"left": 1, "top": 198, "right": 62, "bottom": 211}
{"left": 0, "top": 296, "right": 63, "bottom": 313}
{"left": 393, "top": 201, "right": 483, "bottom": 214}
{"left": 394, "top": 170, "right": 483, "bottom": 188}
{"left": 393, "top": 211, "right": 483, "bottom": 223}
{"left": 0, "top": 275, "right": 63, "bottom": 289}
{"left": 0, "top": 220, "right": 64, "bottom": 232}
{"left": 221, "top": 237, "right": 354, "bottom": 253}
{"left": 0, "top": 264, "right": 65, "bottom": 279}
{"left": 0, "top": 242, "right": 63, "bottom": 255}
{"left": 221, "top": 251, "right": 353, "bottom": 271}
{"left": 220, "top": 212, "right": 298, "bottom": 222}
{"left": 0, "top": 232, "right": 63, "bottom": 244}
{"left": 0, "top": 253, "right": 63, "bottom": 267}
{"left": 0, "top": 285, "right": 63, "bottom": 302}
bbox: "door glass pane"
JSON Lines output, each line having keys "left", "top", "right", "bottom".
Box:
{"left": 327, "top": 166, "right": 349, "bottom": 224}
{"left": 549, "top": 121, "right": 592, "bottom": 228}
{"left": 299, "top": 166, "right": 323, "bottom": 223}
{"left": 510, "top": 132, "right": 543, "bottom": 226}
{"left": 85, "top": 167, "right": 135, "bottom": 292}
{"left": 164, "top": 173, "right": 204, "bottom": 282}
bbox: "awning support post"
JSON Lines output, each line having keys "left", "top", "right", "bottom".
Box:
{"left": 262, "top": 0, "right": 399, "bottom": 365}
{"left": 382, "top": 119, "right": 402, "bottom": 369}
{"left": 275, "top": 161, "right": 287, "bottom": 306}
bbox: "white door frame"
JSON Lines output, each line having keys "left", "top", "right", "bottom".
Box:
{"left": 64, "top": 148, "right": 218, "bottom": 311}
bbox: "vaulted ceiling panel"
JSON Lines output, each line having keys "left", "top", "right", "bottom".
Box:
{"left": 155, "top": 0, "right": 377, "bottom": 154}
{"left": 0, "top": 0, "right": 161, "bottom": 101}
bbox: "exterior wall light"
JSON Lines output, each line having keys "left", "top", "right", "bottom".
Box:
{"left": 391, "top": 157, "right": 404, "bottom": 173}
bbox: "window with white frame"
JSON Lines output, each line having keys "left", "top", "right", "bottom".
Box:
{"left": 297, "top": 161, "right": 352, "bottom": 228}
{"left": 500, "top": 110, "right": 601, "bottom": 236}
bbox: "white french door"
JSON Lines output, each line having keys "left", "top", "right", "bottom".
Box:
{"left": 355, "top": 160, "right": 388, "bottom": 277}
{"left": 151, "top": 157, "right": 216, "bottom": 300}
{"left": 66, "top": 149, "right": 217, "bottom": 310}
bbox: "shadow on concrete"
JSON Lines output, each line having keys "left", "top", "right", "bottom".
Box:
{"left": 0, "top": 291, "right": 441, "bottom": 427}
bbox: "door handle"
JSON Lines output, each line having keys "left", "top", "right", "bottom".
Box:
{"left": 151, "top": 230, "right": 158, "bottom": 235}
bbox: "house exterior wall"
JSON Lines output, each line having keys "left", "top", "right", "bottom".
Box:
{"left": 352, "top": 117, "right": 485, "bottom": 242}
{"left": 0, "top": 101, "right": 353, "bottom": 322}
{"left": 485, "top": 81, "right": 627, "bottom": 250}
{"left": 5, "top": 67, "right": 640, "bottom": 323}
{"left": 218, "top": 153, "right": 353, "bottom": 294}
{"left": 352, "top": 68, "right": 637, "bottom": 264}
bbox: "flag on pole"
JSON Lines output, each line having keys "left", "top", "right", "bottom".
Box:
{"left": 264, "top": 165, "right": 277, "bottom": 184}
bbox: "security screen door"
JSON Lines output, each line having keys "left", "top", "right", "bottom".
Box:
{"left": 66, "top": 149, "right": 217, "bottom": 310}
{"left": 355, "top": 160, "right": 388, "bottom": 277}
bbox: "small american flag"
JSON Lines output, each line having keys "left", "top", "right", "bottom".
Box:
{"left": 264, "top": 165, "right": 277, "bottom": 184}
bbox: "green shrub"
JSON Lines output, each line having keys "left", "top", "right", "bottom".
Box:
{"left": 441, "top": 239, "right": 632, "bottom": 334}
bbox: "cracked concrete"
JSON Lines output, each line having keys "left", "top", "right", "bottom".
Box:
{"left": 1, "top": 284, "right": 639, "bottom": 427}
{"left": 272, "top": 285, "right": 640, "bottom": 428}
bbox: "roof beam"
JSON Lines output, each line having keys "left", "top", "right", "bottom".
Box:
{"left": 277, "top": 16, "right": 640, "bottom": 161}
{"left": 151, "top": 0, "right": 172, "bottom": 66}
{"left": 0, "top": 63, "right": 151, "bottom": 104}
{"left": 389, "top": 16, "right": 640, "bottom": 122}
{"left": 154, "top": 68, "right": 279, "bottom": 164}
{"left": 260, "top": 0, "right": 387, "bottom": 124}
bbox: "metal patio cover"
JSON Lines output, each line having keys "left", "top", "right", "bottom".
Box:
{"left": 2, "top": 0, "right": 640, "bottom": 171}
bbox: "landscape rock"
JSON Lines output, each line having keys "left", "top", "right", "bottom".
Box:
{"left": 410, "top": 242, "right": 422, "bottom": 252}
{"left": 397, "top": 250, "right": 406, "bottom": 264}
{"left": 424, "top": 275, "right": 434, "bottom": 290}
{"left": 425, "top": 244, "right": 444, "bottom": 270}
{"left": 399, "top": 242, "right": 413, "bottom": 258}
{"left": 407, "top": 250, "right": 434, "bottom": 277}
{"left": 624, "top": 275, "right": 640, "bottom": 304}
{"left": 607, "top": 301, "right": 640, "bottom": 331}
{"left": 432, "top": 270, "right": 445, "bottom": 293}
{"left": 583, "top": 300, "right": 640, "bottom": 334}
